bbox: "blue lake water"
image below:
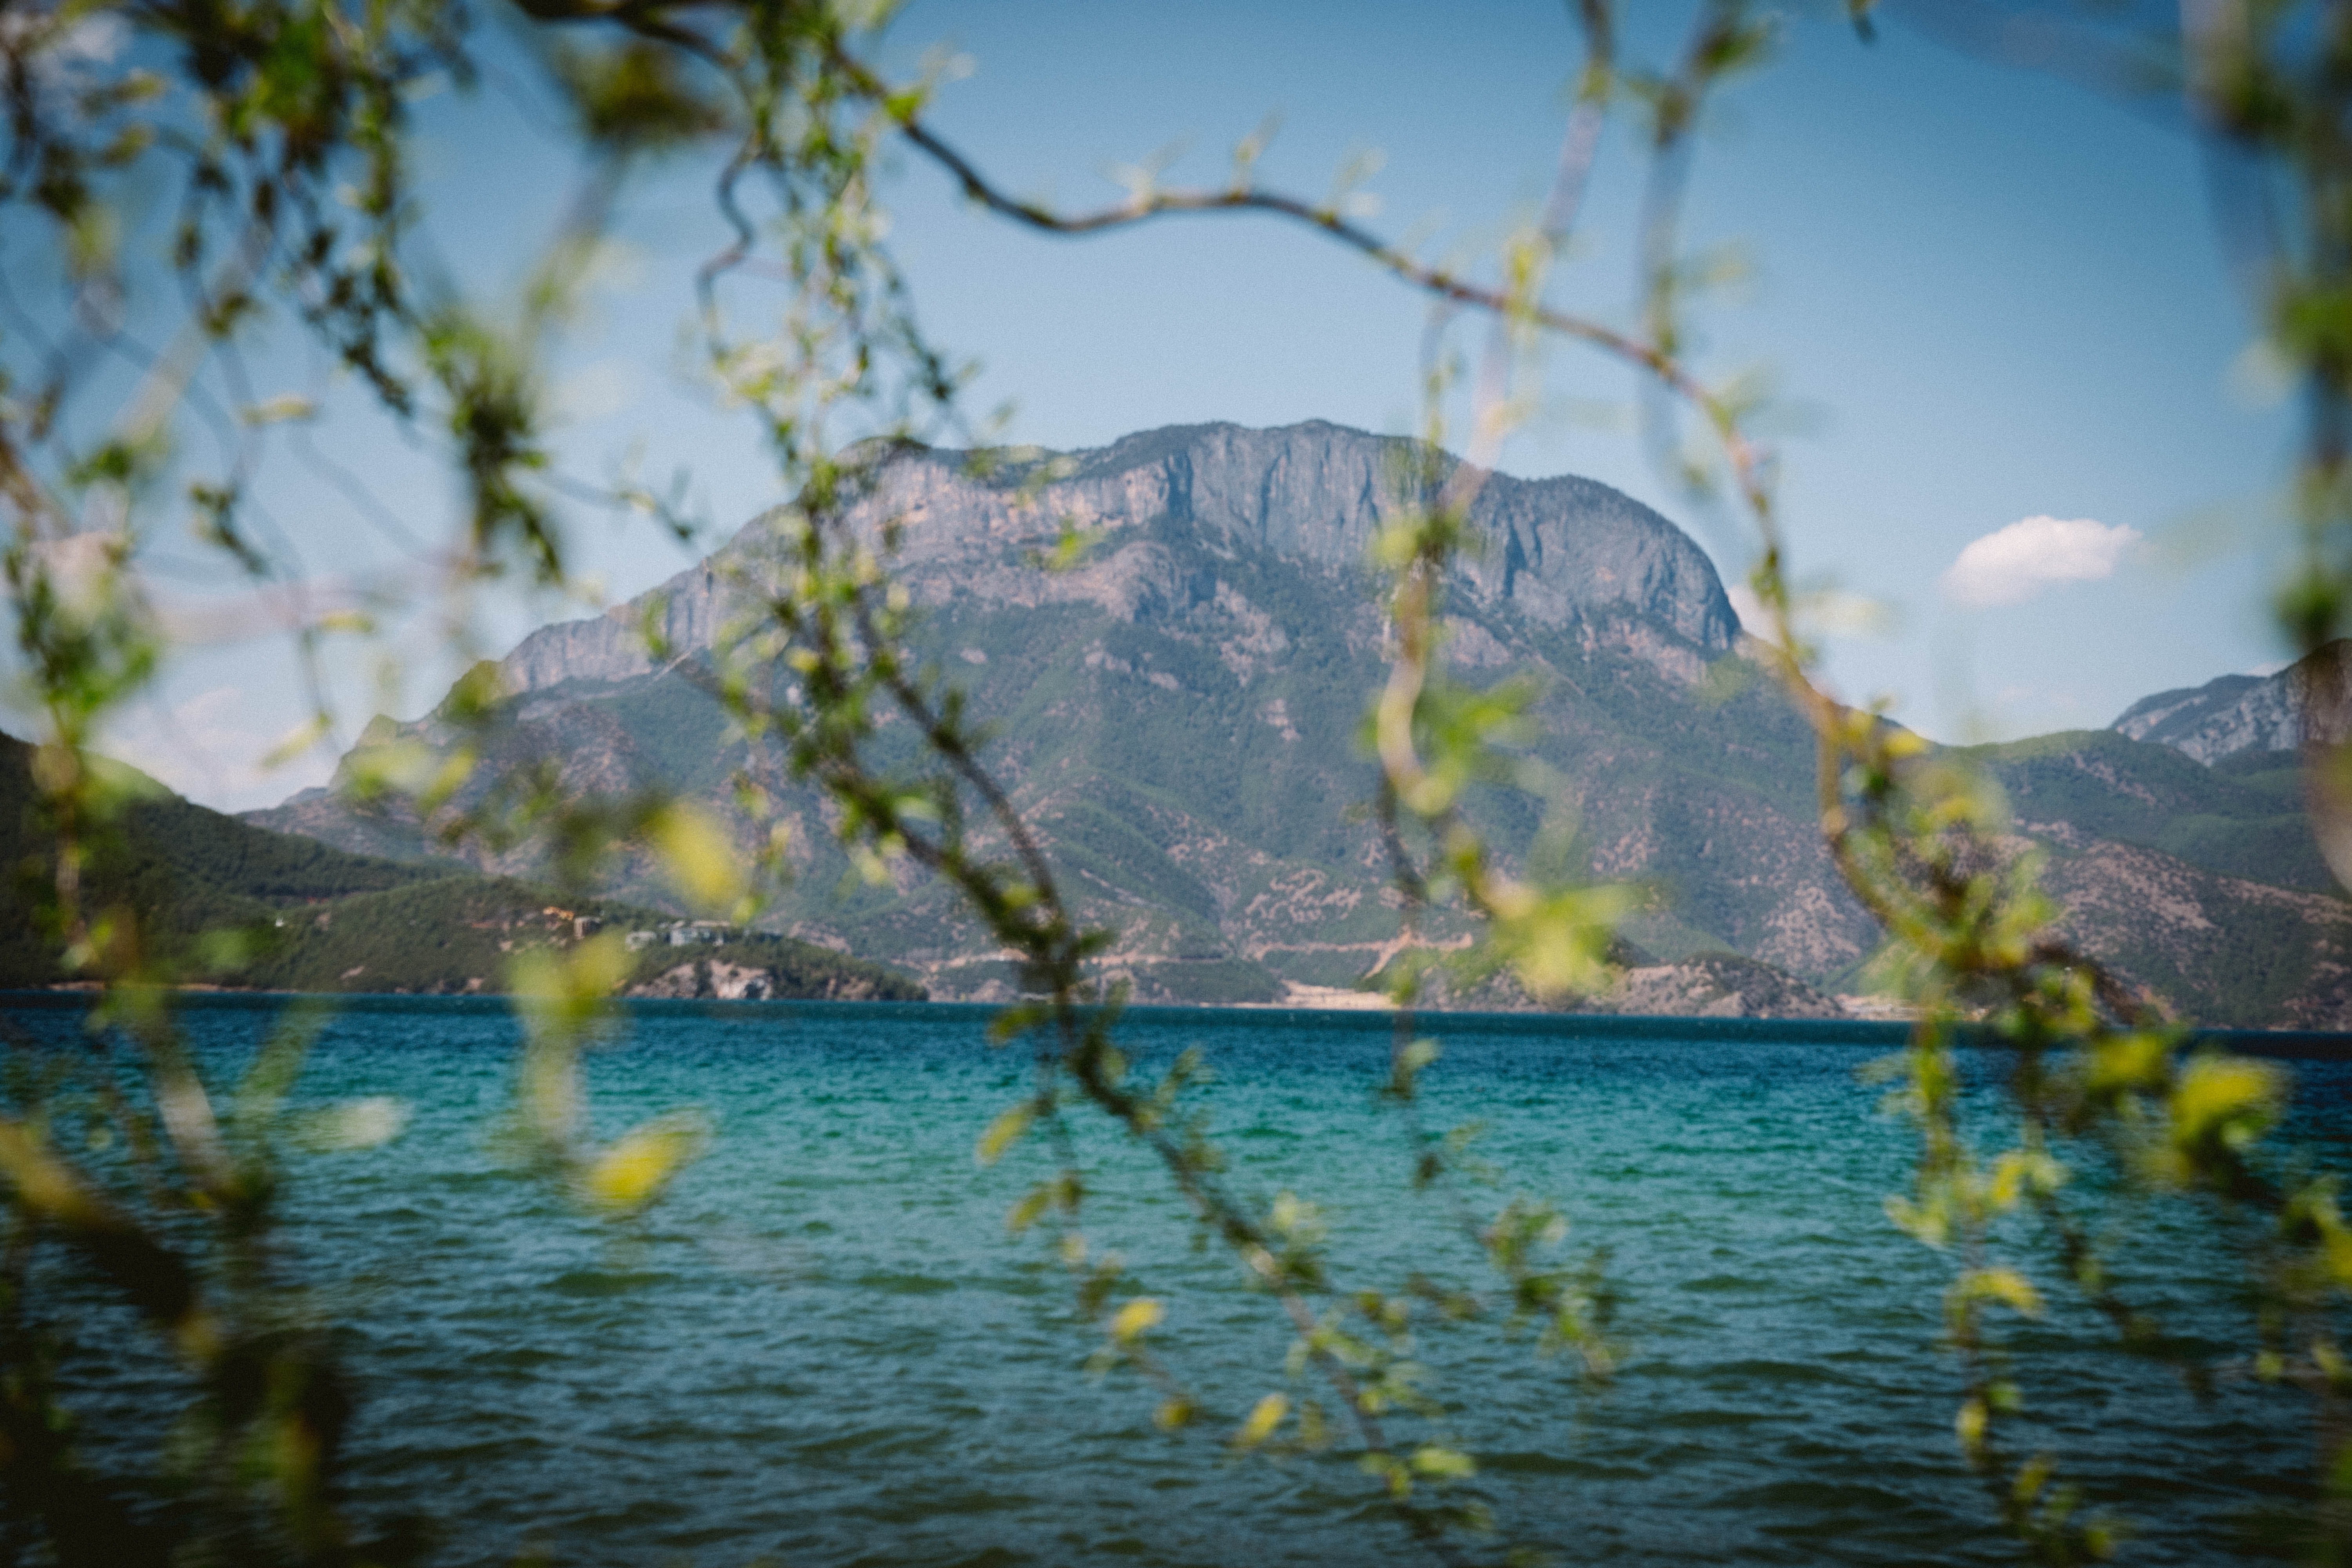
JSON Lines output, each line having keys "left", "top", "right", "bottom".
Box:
{"left": 8, "top": 996, "right": 2352, "bottom": 1567}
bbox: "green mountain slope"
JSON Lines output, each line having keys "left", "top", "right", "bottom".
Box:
{"left": 230, "top": 878, "right": 920, "bottom": 1000}
{"left": 0, "top": 730, "right": 456, "bottom": 984}
{"left": 2038, "top": 841, "right": 2352, "bottom": 1029}
{"left": 1962, "top": 729, "right": 2336, "bottom": 891}
{"left": 0, "top": 732, "right": 919, "bottom": 1000}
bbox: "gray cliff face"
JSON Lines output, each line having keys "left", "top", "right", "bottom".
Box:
{"left": 954, "top": 422, "right": 1739, "bottom": 649}
{"left": 497, "top": 563, "right": 733, "bottom": 692}
{"left": 491, "top": 421, "right": 1738, "bottom": 695}
{"left": 2111, "top": 641, "right": 2352, "bottom": 764}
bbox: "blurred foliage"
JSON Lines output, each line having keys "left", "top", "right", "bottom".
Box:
{"left": 3, "top": 0, "right": 2352, "bottom": 1563}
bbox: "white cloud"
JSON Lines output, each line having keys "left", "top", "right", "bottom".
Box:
{"left": 1940, "top": 515, "right": 2141, "bottom": 610}
{"left": 1726, "top": 583, "right": 1768, "bottom": 635}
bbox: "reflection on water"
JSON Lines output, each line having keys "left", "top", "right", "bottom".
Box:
{"left": 10, "top": 997, "right": 2349, "bottom": 1567}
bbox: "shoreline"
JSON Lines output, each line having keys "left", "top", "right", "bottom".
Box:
{"left": 7, "top": 987, "right": 2350, "bottom": 1058}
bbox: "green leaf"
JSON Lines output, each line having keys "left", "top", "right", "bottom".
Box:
{"left": 1232, "top": 1393, "right": 1287, "bottom": 1450}
{"left": 1957, "top": 1267, "right": 2042, "bottom": 1318}
{"left": 1006, "top": 1181, "right": 1056, "bottom": 1234}
{"left": 1109, "top": 1297, "right": 1163, "bottom": 1343}
{"left": 1410, "top": 1445, "right": 1475, "bottom": 1480}
{"left": 976, "top": 1102, "right": 1034, "bottom": 1166}
{"left": 649, "top": 801, "right": 748, "bottom": 915}
{"left": 583, "top": 1111, "right": 708, "bottom": 1211}
{"left": 2171, "top": 1055, "right": 2282, "bottom": 1158}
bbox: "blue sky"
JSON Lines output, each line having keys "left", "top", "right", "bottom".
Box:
{"left": 19, "top": 0, "right": 2303, "bottom": 808}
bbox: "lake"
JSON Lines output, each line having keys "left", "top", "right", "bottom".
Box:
{"left": 5, "top": 995, "right": 2348, "bottom": 1567}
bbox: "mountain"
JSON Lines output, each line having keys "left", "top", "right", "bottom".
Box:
{"left": 0, "top": 732, "right": 919, "bottom": 1000}
{"left": 2111, "top": 640, "right": 2352, "bottom": 764}
{"left": 478, "top": 421, "right": 1741, "bottom": 694}
{"left": 243, "top": 421, "right": 2352, "bottom": 1025}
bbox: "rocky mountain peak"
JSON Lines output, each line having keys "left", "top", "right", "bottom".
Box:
{"left": 492, "top": 421, "right": 1739, "bottom": 697}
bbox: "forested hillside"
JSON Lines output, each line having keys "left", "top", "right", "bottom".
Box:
{"left": 0, "top": 733, "right": 919, "bottom": 1000}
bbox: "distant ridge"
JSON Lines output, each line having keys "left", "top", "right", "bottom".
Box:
{"left": 2112, "top": 641, "right": 2352, "bottom": 764}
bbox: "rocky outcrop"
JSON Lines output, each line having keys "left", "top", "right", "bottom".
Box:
{"left": 622, "top": 957, "right": 891, "bottom": 1001}
{"left": 493, "top": 563, "right": 735, "bottom": 694}
{"left": 1595, "top": 954, "right": 1848, "bottom": 1020}
{"left": 856, "top": 422, "right": 1741, "bottom": 648}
